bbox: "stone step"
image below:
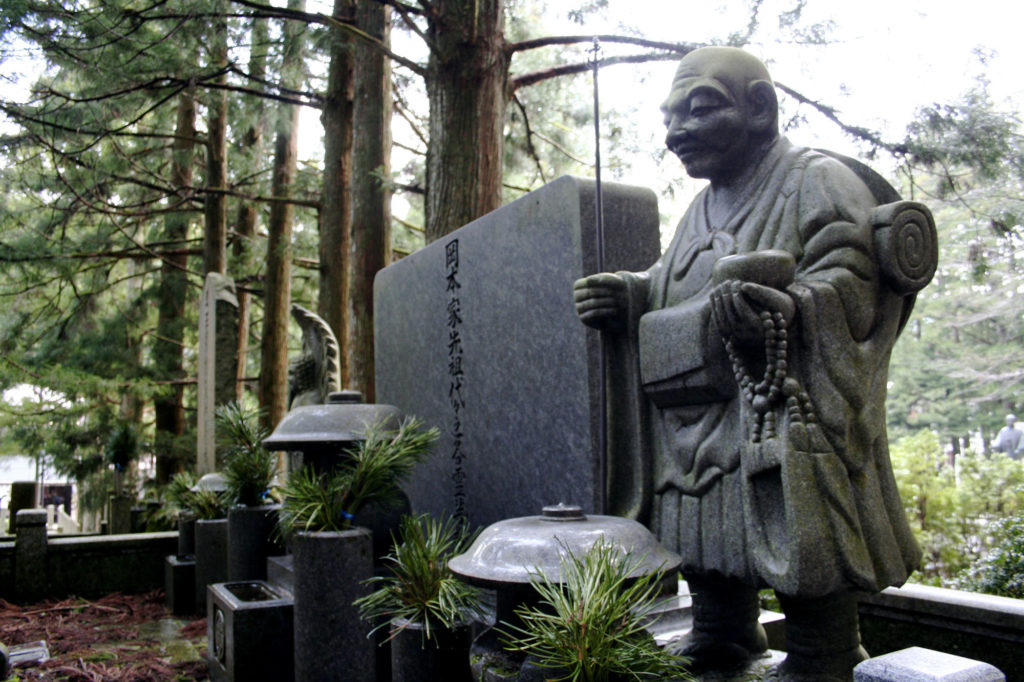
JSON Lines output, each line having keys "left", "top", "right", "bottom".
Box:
{"left": 266, "top": 554, "right": 294, "bottom": 596}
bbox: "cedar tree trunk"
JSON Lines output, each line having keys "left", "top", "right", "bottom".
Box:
{"left": 424, "top": 0, "right": 510, "bottom": 241}
{"left": 154, "top": 90, "right": 196, "bottom": 483}
{"left": 259, "top": 0, "right": 307, "bottom": 428}
{"left": 347, "top": 0, "right": 392, "bottom": 402}
{"left": 318, "top": 0, "right": 356, "bottom": 379}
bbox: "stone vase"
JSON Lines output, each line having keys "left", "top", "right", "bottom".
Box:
{"left": 292, "top": 527, "right": 375, "bottom": 682}
{"left": 391, "top": 618, "right": 472, "bottom": 682}
{"left": 195, "top": 517, "right": 229, "bottom": 611}
{"left": 227, "top": 504, "right": 281, "bottom": 581}
{"left": 177, "top": 511, "right": 196, "bottom": 559}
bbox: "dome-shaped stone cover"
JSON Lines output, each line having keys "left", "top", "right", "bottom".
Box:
{"left": 448, "top": 503, "right": 681, "bottom": 587}
{"left": 262, "top": 390, "right": 401, "bottom": 451}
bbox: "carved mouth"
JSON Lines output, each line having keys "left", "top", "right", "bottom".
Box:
{"left": 667, "top": 136, "right": 704, "bottom": 159}
{"left": 670, "top": 143, "right": 705, "bottom": 160}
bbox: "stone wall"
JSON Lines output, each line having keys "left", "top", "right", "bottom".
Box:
{"left": 0, "top": 511, "right": 175, "bottom": 603}
{"left": 859, "top": 583, "right": 1024, "bottom": 681}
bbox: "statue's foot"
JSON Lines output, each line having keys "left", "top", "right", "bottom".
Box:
{"left": 766, "top": 645, "right": 868, "bottom": 682}
{"left": 667, "top": 624, "right": 768, "bottom": 674}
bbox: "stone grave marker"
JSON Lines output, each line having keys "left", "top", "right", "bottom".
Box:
{"left": 196, "top": 272, "right": 239, "bottom": 475}
{"left": 375, "top": 176, "right": 660, "bottom": 528}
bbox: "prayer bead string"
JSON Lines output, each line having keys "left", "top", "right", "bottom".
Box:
{"left": 724, "top": 310, "right": 806, "bottom": 443}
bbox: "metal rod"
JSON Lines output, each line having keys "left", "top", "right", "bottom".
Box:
{"left": 590, "top": 37, "right": 606, "bottom": 273}
{"left": 589, "top": 37, "right": 609, "bottom": 513}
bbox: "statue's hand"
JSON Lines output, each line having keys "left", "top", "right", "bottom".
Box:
{"left": 574, "top": 273, "right": 628, "bottom": 331}
{"left": 710, "top": 280, "right": 795, "bottom": 344}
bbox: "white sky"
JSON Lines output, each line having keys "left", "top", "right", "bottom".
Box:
{"left": 508, "top": 0, "right": 1023, "bottom": 233}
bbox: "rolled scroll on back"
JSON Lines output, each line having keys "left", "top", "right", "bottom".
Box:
{"left": 871, "top": 200, "right": 938, "bottom": 295}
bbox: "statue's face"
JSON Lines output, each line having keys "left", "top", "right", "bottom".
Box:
{"left": 661, "top": 53, "right": 765, "bottom": 184}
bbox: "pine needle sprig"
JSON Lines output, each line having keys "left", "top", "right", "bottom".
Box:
{"left": 163, "top": 470, "right": 228, "bottom": 520}
{"left": 275, "top": 466, "right": 347, "bottom": 533}
{"left": 356, "top": 513, "right": 483, "bottom": 643}
{"left": 500, "top": 541, "right": 690, "bottom": 682}
{"left": 217, "top": 402, "right": 278, "bottom": 507}
{"left": 338, "top": 417, "right": 440, "bottom": 517}
{"left": 276, "top": 416, "right": 439, "bottom": 536}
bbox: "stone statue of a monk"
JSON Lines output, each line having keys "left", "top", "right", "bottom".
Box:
{"left": 574, "top": 46, "right": 936, "bottom": 681}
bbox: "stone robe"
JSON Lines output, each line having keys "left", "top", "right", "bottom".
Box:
{"left": 604, "top": 136, "right": 922, "bottom": 598}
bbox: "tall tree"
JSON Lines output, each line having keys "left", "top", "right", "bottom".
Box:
{"left": 153, "top": 87, "right": 198, "bottom": 483}
{"left": 259, "top": 0, "right": 308, "bottom": 428}
{"left": 204, "top": 0, "right": 230, "bottom": 276}
{"left": 348, "top": 0, "right": 392, "bottom": 401}
{"left": 318, "top": 0, "right": 356, "bottom": 373}
{"left": 421, "top": 0, "right": 509, "bottom": 241}
{"left": 232, "top": 16, "right": 271, "bottom": 399}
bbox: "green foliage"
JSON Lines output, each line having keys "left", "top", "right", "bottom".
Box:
{"left": 217, "top": 402, "right": 278, "bottom": 507}
{"left": 356, "top": 513, "right": 483, "bottom": 642}
{"left": 180, "top": 487, "right": 229, "bottom": 521}
{"left": 887, "top": 81, "right": 1024, "bottom": 445}
{"left": 956, "top": 513, "right": 1024, "bottom": 598}
{"left": 500, "top": 542, "right": 690, "bottom": 682}
{"left": 276, "top": 417, "right": 439, "bottom": 535}
{"left": 905, "top": 80, "right": 1023, "bottom": 193}
{"left": 164, "top": 471, "right": 198, "bottom": 512}
{"left": 104, "top": 422, "right": 139, "bottom": 472}
{"left": 165, "top": 471, "right": 228, "bottom": 521}
{"left": 890, "top": 429, "right": 1024, "bottom": 583}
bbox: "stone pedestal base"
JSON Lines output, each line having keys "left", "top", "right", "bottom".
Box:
{"left": 207, "top": 580, "right": 294, "bottom": 682}
{"left": 195, "top": 518, "right": 229, "bottom": 611}
{"left": 165, "top": 555, "right": 196, "bottom": 615}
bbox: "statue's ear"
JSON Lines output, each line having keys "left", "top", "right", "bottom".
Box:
{"left": 745, "top": 80, "right": 778, "bottom": 134}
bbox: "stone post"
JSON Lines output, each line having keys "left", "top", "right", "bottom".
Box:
{"left": 854, "top": 647, "right": 1005, "bottom": 681}
{"left": 107, "top": 493, "right": 133, "bottom": 535}
{"left": 197, "top": 272, "right": 240, "bottom": 474}
{"left": 15, "top": 509, "right": 48, "bottom": 603}
{"left": 8, "top": 481, "right": 37, "bottom": 534}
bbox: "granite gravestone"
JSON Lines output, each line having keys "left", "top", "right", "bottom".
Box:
{"left": 197, "top": 272, "right": 239, "bottom": 474}
{"left": 374, "top": 175, "right": 660, "bottom": 528}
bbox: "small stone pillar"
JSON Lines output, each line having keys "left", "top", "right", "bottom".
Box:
{"left": 196, "top": 272, "right": 240, "bottom": 475}
{"left": 855, "top": 647, "right": 1005, "bottom": 681}
{"left": 108, "top": 494, "right": 133, "bottom": 535}
{"left": 15, "top": 509, "right": 48, "bottom": 603}
{"left": 8, "top": 481, "right": 37, "bottom": 534}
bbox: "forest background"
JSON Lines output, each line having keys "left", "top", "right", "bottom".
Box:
{"left": 1, "top": 0, "right": 1023, "bottom": 592}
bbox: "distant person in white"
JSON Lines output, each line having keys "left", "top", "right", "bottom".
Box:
{"left": 993, "top": 414, "right": 1024, "bottom": 459}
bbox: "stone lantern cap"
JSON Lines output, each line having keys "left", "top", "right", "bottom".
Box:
{"left": 192, "top": 472, "right": 228, "bottom": 492}
{"left": 262, "top": 390, "right": 401, "bottom": 452}
{"left": 448, "top": 503, "right": 681, "bottom": 588}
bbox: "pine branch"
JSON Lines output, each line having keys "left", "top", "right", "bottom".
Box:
{"left": 511, "top": 51, "right": 684, "bottom": 91}
{"left": 228, "top": 0, "right": 426, "bottom": 75}
{"left": 509, "top": 34, "right": 700, "bottom": 55}
{"left": 511, "top": 94, "right": 546, "bottom": 184}
{"left": 774, "top": 80, "right": 907, "bottom": 155}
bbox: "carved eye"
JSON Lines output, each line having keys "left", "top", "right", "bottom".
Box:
{"left": 688, "top": 93, "right": 723, "bottom": 117}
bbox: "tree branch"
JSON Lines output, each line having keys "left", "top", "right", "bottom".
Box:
{"left": 774, "top": 80, "right": 907, "bottom": 155}
{"left": 228, "top": 0, "right": 426, "bottom": 75}
{"left": 512, "top": 52, "right": 684, "bottom": 92}
{"left": 509, "top": 34, "right": 700, "bottom": 55}
{"left": 511, "top": 94, "right": 546, "bottom": 183}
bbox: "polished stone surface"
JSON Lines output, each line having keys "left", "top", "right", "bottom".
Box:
{"left": 375, "top": 175, "right": 660, "bottom": 528}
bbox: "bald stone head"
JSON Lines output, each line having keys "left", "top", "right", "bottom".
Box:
{"left": 661, "top": 46, "right": 780, "bottom": 185}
